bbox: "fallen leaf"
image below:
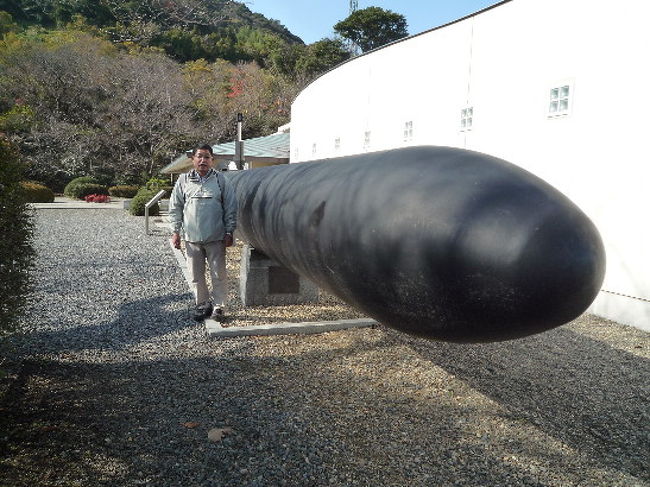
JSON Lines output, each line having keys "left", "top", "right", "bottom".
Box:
{"left": 208, "top": 427, "right": 234, "bottom": 442}
{"left": 182, "top": 422, "right": 201, "bottom": 429}
{"left": 40, "top": 425, "right": 58, "bottom": 432}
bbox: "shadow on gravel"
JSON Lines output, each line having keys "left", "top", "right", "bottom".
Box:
{"left": 400, "top": 325, "right": 650, "bottom": 482}
{"left": 1, "top": 323, "right": 648, "bottom": 487}
{"left": 0, "top": 343, "right": 555, "bottom": 487}
{"left": 14, "top": 293, "right": 197, "bottom": 353}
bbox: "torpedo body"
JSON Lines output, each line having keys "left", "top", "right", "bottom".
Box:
{"left": 229, "top": 146, "right": 605, "bottom": 342}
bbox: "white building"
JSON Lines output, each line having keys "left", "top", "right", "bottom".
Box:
{"left": 290, "top": 0, "right": 650, "bottom": 331}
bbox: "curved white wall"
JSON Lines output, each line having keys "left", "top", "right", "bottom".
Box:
{"left": 291, "top": 0, "right": 650, "bottom": 331}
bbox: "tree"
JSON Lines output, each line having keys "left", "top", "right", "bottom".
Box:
{"left": 334, "top": 6, "right": 408, "bottom": 53}
{"left": 182, "top": 58, "right": 234, "bottom": 140}
{"left": 0, "top": 30, "right": 121, "bottom": 188}
{"left": 0, "top": 4, "right": 309, "bottom": 186}
{"left": 223, "top": 61, "right": 296, "bottom": 138}
{"left": 235, "top": 26, "right": 274, "bottom": 64}
{"left": 0, "top": 11, "right": 20, "bottom": 36}
{"left": 294, "top": 38, "right": 350, "bottom": 79}
{"left": 0, "top": 30, "right": 198, "bottom": 185}
{"left": 98, "top": 0, "right": 234, "bottom": 30}
{"left": 98, "top": 50, "right": 199, "bottom": 178}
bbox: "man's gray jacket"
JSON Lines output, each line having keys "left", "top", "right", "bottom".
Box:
{"left": 169, "top": 168, "right": 237, "bottom": 244}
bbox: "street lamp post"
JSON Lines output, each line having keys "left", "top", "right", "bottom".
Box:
{"left": 235, "top": 113, "right": 245, "bottom": 170}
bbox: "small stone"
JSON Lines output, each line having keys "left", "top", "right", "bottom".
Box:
{"left": 208, "top": 427, "right": 234, "bottom": 442}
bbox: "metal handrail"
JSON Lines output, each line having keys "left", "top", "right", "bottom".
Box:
{"left": 145, "top": 189, "right": 167, "bottom": 235}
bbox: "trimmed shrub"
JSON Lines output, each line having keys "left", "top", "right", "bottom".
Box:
{"left": 129, "top": 187, "right": 160, "bottom": 216}
{"left": 108, "top": 185, "right": 139, "bottom": 198}
{"left": 20, "top": 181, "right": 55, "bottom": 203}
{"left": 145, "top": 177, "right": 172, "bottom": 196}
{"left": 63, "top": 176, "right": 97, "bottom": 199}
{"left": 0, "top": 137, "right": 34, "bottom": 335}
{"left": 71, "top": 183, "right": 109, "bottom": 200}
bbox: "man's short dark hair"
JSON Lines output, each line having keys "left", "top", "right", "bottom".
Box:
{"left": 193, "top": 144, "right": 213, "bottom": 156}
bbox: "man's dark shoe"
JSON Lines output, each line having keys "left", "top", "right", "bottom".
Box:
{"left": 210, "top": 307, "right": 225, "bottom": 323}
{"left": 193, "top": 302, "right": 213, "bottom": 322}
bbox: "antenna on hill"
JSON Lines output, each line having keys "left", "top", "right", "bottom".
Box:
{"left": 348, "top": 0, "right": 361, "bottom": 55}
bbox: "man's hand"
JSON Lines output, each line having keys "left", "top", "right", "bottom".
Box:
{"left": 171, "top": 232, "right": 181, "bottom": 249}
{"left": 224, "top": 233, "right": 234, "bottom": 247}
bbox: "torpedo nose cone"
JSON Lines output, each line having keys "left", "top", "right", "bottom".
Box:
{"left": 429, "top": 197, "right": 606, "bottom": 342}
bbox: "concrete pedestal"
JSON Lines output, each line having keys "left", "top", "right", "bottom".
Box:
{"left": 239, "top": 244, "right": 320, "bottom": 306}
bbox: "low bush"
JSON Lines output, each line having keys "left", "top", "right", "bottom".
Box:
{"left": 84, "top": 194, "right": 111, "bottom": 203}
{"left": 63, "top": 176, "right": 97, "bottom": 199}
{"left": 20, "top": 181, "right": 54, "bottom": 203}
{"left": 108, "top": 185, "right": 139, "bottom": 198}
{"left": 70, "top": 183, "right": 109, "bottom": 200}
{"left": 129, "top": 187, "right": 160, "bottom": 216}
{"left": 0, "top": 137, "right": 34, "bottom": 335}
{"left": 145, "top": 177, "right": 172, "bottom": 196}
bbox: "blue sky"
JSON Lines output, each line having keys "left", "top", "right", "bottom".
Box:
{"left": 247, "top": 0, "right": 503, "bottom": 44}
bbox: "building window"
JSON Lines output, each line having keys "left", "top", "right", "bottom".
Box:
{"left": 312, "top": 143, "right": 317, "bottom": 156}
{"left": 403, "top": 121, "right": 413, "bottom": 142}
{"left": 548, "top": 84, "right": 571, "bottom": 117}
{"left": 363, "top": 131, "right": 371, "bottom": 150}
{"left": 460, "top": 107, "right": 473, "bottom": 131}
{"left": 334, "top": 137, "right": 341, "bottom": 151}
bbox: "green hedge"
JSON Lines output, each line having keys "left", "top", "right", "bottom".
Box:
{"left": 145, "top": 177, "right": 172, "bottom": 193}
{"left": 63, "top": 176, "right": 97, "bottom": 199}
{"left": 0, "top": 137, "right": 34, "bottom": 335}
{"left": 108, "top": 185, "right": 140, "bottom": 198}
{"left": 72, "top": 183, "right": 109, "bottom": 200}
{"left": 20, "top": 181, "right": 55, "bottom": 203}
{"left": 129, "top": 187, "right": 160, "bottom": 216}
{"left": 145, "top": 177, "right": 172, "bottom": 198}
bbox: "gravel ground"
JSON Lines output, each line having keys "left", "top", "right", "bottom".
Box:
{"left": 1, "top": 208, "right": 649, "bottom": 487}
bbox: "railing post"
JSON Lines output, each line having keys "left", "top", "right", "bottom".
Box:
{"left": 145, "top": 189, "right": 167, "bottom": 235}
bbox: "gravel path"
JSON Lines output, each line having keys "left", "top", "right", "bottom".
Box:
{"left": 1, "top": 208, "right": 649, "bottom": 487}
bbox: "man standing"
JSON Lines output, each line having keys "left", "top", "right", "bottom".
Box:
{"left": 169, "top": 144, "right": 238, "bottom": 322}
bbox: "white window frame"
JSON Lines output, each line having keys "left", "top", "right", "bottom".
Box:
{"left": 547, "top": 80, "right": 574, "bottom": 118}
{"left": 460, "top": 106, "right": 473, "bottom": 132}
{"left": 363, "top": 131, "right": 371, "bottom": 151}
{"left": 403, "top": 121, "right": 413, "bottom": 142}
{"left": 334, "top": 137, "right": 341, "bottom": 151}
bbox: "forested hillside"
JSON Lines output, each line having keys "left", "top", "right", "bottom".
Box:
{"left": 0, "top": 0, "right": 350, "bottom": 189}
{"left": 2, "top": 0, "right": 305, "bottom": 62}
